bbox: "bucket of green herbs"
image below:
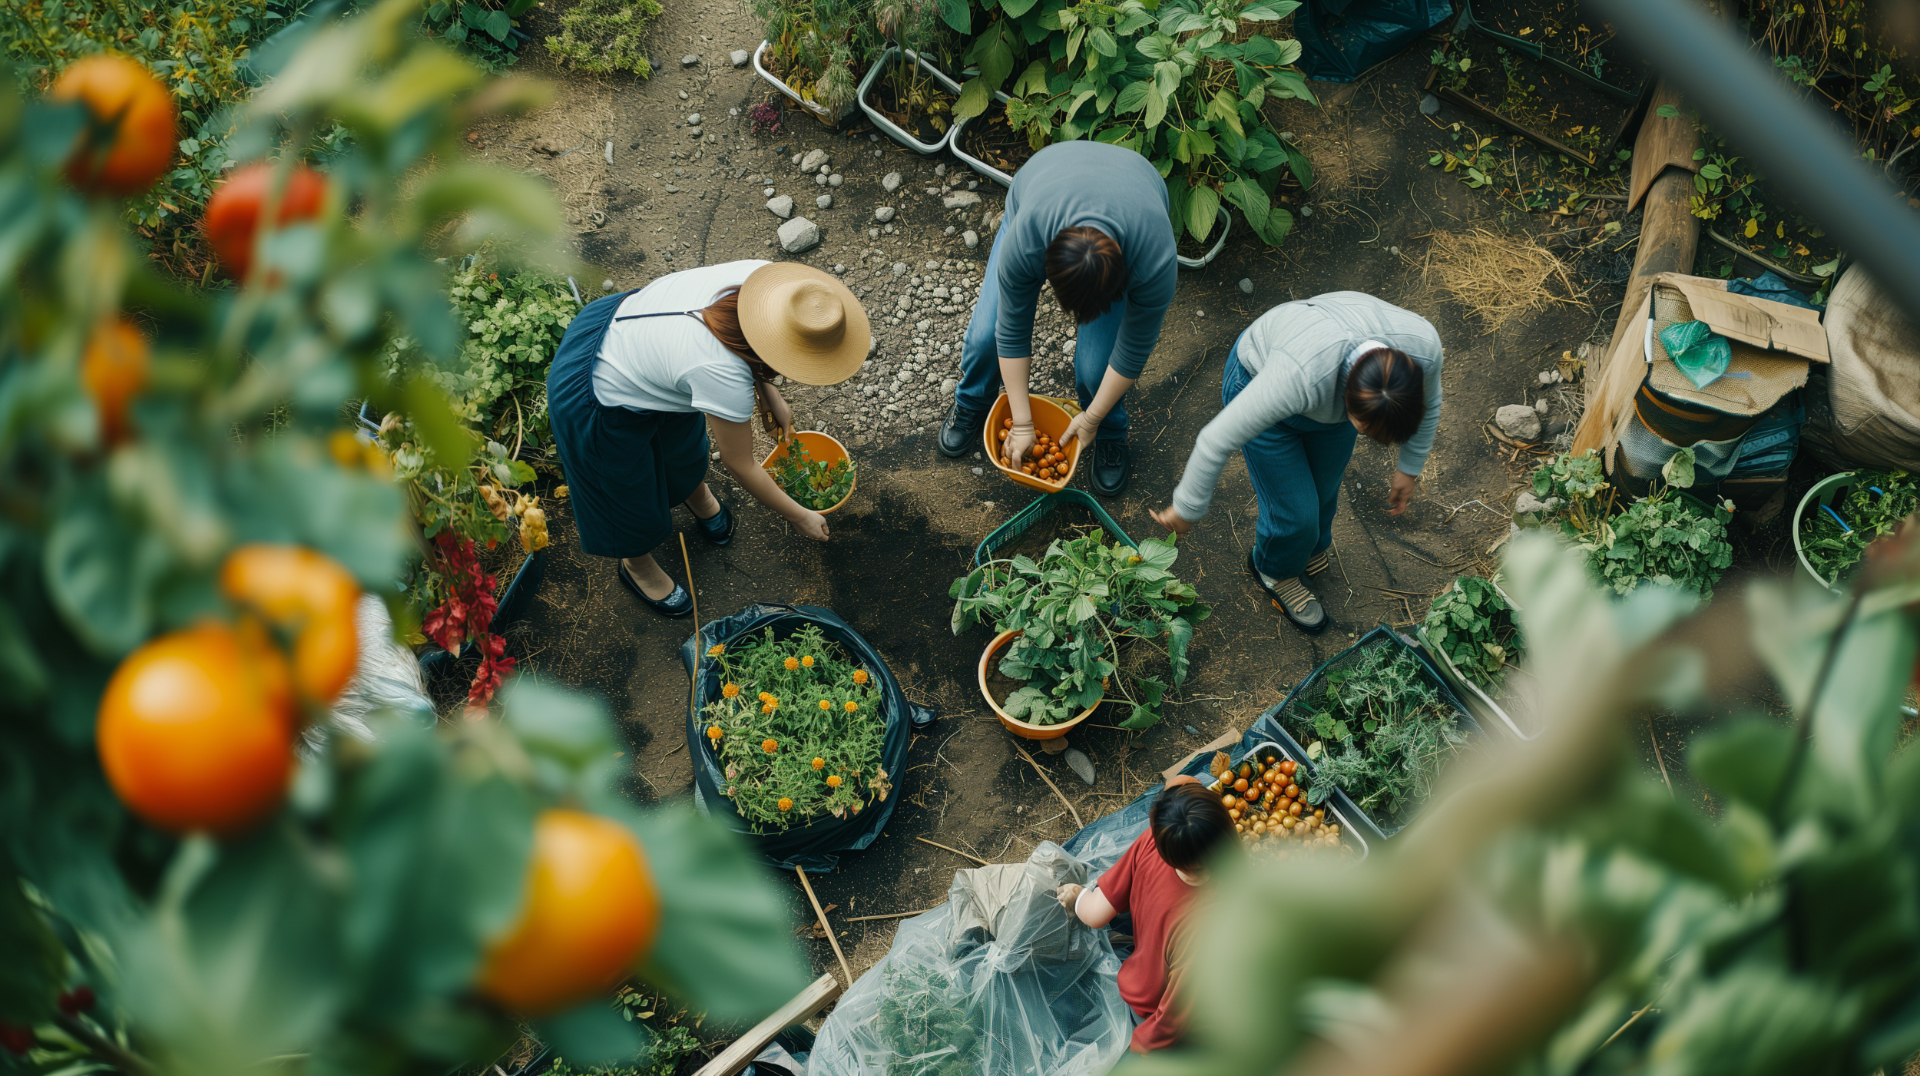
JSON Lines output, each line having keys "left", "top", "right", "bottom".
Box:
{"left": 761, "top": 431, "right": 858, "bottom": 513}
{"left": 1253, "top": 626, "right": 1481, "bottom": 842}
{"left": 1794, "top": 469, "right": 1919, "bottom": 592}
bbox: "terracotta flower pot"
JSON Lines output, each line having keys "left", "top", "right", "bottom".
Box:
{"left": 978, "top": 629, "right": 1102, "bottom": 740}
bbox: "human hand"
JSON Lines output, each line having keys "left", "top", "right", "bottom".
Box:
{"left": 1061, "top": 408, "right": 1104, "bottom": 452}
{"left": 1056, "top": 883, "right": 1083, "bottom": 913}
{"left": 1004, "top": 422, "right": 1036, "bottom": 468}
{"left": 794, "top": 509, "right": 830, "bottom": 541}
{"left": 1388, "top": 470, "right": 1419, "bottom": 516}
{"left": 1149, "top": 505, "right": 1194, "bottom": 535}
{"left": 763, "top": 392, "right": 795, "bottom": 440}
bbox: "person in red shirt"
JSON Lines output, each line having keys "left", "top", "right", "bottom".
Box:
{"left": 1054, "top": 775, "right": 1232, "bottom": 1053}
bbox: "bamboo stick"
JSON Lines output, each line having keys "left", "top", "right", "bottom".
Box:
{"left": 795, "top": 866, "right": 854, "bottom": 987}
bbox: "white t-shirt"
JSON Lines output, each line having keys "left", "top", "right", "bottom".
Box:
{"left": 591, "top": 260, "right": 767, "bottom": 423}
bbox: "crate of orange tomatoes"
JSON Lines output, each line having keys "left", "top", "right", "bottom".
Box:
{"left": 1203, "top": 741, "right": 1369, "bottom": 860}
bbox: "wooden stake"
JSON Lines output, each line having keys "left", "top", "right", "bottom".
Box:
{"left": 915, "top": 836, "right": 989, "bottom": 865}
{"left": 795, "top": 866, "right": 854, "bottom": 987}
{"left": 1012, "top": 742, "right": 1084, "bottom": 830}
{"left": 690, "top": 973, "right": 842, "bottom": 1076}
{"left": 845, "top": 909, "right": 930, "bottom": 922}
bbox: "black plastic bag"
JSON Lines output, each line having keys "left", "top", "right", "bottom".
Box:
{"left": 681, "top": 603, "right": 929, "bottom": 873}
{"left": 1296, "top": 0, "right": 1453, "bottom": 82}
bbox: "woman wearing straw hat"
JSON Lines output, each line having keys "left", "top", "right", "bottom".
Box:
{"left": 548, "top": 260, "right": 870, "bottom": 617}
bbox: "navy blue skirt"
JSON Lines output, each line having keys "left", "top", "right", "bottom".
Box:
{"left": 548, "top": 292, "right": 712, "bottom": 559}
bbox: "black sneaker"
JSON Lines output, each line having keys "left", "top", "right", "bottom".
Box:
{"left": 1091, "top": 441, "right": 1130, "bottom": 496}
{"left": 938, "top": 402, "right": 986, "bottom": 458}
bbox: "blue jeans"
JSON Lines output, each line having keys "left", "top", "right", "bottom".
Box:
{"left": 954, "top": 228, "right": 1130, "bottom": 443}
{"left": 1226, "top": 337, "right": 1357, "bottom": 579}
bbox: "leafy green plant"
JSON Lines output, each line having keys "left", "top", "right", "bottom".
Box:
{"left": 753, "top": 0, "right": 874, "bottom": 116}
{"left": 1422, "top": 575, "right": 1523, "bottom": 689}
{"left": 950, "top": 531, "right": 1210, "bottom": 729}
{"left": 548, "top": 1023, "right": 702, "bottom": 1076}
{"left": 1284, "top": 644, "right": 1468, "bottom": 828}
{"left": 1799, "top": 469, "right": 1920, "bottom": 584}
{"left": 952, "top": 0, "right": 1316, "bottom": 246}
{"left": 869, "top": 964, "right": 982, "bottom": 1076}
{"left": 768, "top": 438, "right": 857, "bottom": 510}
{"left": 1522, "top": 448, "right": 1735, "bottom": 599}
{"left": 544, "top": 0, "right": 664, "bottom": 77}
{"left": 422, "top": 0, "right": 537, "bottom": 69}
{"left": 702, "top": 625, "right": 890, "bottom": 829}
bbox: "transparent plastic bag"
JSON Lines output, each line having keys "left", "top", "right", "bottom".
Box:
{"left": 303, "top": 595, "right": 435, "bottom": 755}
{"left": 811, "top": 842, "right": 1130, "bottom": 1076}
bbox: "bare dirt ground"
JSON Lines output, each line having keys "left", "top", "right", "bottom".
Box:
{"left": 457, "top": 0, "right": 1649, "bottom": 1038}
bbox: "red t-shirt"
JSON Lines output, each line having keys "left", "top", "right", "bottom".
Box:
{"left": 1094, "top": 829, "right": 1200, "bottom": 1053}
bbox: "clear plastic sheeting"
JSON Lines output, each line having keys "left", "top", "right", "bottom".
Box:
{"left": 304, "top": 594, "right": 435, "bottom": 755}
{"left": 811, "top": 842, "right": 1131, "bottom": 1076}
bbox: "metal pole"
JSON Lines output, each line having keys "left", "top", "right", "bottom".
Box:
{"left": 1588, "top": 0, "right": 1920, "bottom": 319}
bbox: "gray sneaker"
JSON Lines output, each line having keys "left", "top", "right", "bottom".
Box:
{"left": 1247, "top": 552, "right": 1328, "bottom": 633}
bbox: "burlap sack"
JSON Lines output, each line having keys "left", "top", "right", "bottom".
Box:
{"left": 1803, "top": 267, "right": 1920, "bottom": 472}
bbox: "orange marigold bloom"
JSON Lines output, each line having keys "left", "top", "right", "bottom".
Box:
{"left": 811, "top": 757, "right": 826, "bottom": 770}
{"left": 707, "top": 644, "right": 725, "bottom": 657}
{"left": 761, "top": 703, "right": 775, "bottom": 714}
{"left": 783, "top": 656, "right": 799, "bottom": 671}
{"left": 762, "top": 739, "right": 779, "bottom": 753}
{"left": 852, "top": 669, "right": 869, "bottom": 685}
{"left": 819, "top": 699, "right": 832, "bottom": 711}
{"left": 706, "top": 726, "right": 723, "bottom": 741}
{"left": 759, "top": 691, "right": 774, "bottom": 703}
{"left": 844, "top": 700, "right": 859, "bottom": 713}
{"left": 721, "top": 683, "right": 741, "bottom": 698}
{"left": 777, "top": 797, "right": 793, "bottom": 811}
{"left": 826, "top": 775, "right": 843, "bottom": 788}
{"left": 801, "top": 655, "right": 814, "bottom": 667}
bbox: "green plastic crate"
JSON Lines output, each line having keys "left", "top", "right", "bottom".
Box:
{"left": 973, "top": 490, "right": 1135, "bottom": 569}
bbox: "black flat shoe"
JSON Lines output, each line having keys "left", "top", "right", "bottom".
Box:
{"left": 616, "top": 562, "right": 692, "bottom": 618}
{"left": 939, "top": 402, "right": 986, "bottom": 458}
{"left": 1091, "top": 440, "right": 1130, "bottom": 497}
{"left": 693, "top": 500, "right": 735, "bottom": 547}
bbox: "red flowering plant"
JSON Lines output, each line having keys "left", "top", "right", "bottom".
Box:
{"left": 420, "top": 532, "right": 518, "bottom": 705}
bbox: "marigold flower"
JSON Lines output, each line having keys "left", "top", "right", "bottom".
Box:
{"left": 762, "top": 703, "right": 775, "bottom": 714}
{"left": 802, "top": 655, "right": 814, "bottom": 667}
{"left": 762, "top": 739, "right": 779, "bottom": 753}
{"left": 708, "top": 644, "right": 725, "bottom": 657}
{"left": 784, "top": 656, "right": 799, "bottom": 671}
{"left": 819, "top": 699, "right": 832, "bottom": 711}
{"left": 707, "top": 726, "right": 723, "bottom": 741}
{"left": 721, "top": 683, "right": 741, "bottom": 699}
{"left": 852, "top": 669, "right": 869, "bottom": 685}
{"left": 844, "top": 700, "right": 859, "bottom": 713}
{"left": 826, "top": 775, "right": 843, "bottom": 788}
{"left": 778, "top": 797, "right": 793, "bottom": 811}
{"left": 759, "top": 691, "right": 774, "bottom": 703}
{"left": 812, "top": 757, "right": 826, "bottom": 770}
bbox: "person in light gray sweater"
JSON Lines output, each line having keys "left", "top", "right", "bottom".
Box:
{"left": 1151, "top": 293, "right": 1443, "bottom": 633}
{"left": 937, "top": 141, "right": 1178, "bottom": 496}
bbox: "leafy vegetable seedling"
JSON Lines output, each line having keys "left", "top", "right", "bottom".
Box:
{"left": 769, "top": 438, "right": 856, "bottom": 511}
{"left": 1799, "top": 469, "right": 1920, "bottom": 585}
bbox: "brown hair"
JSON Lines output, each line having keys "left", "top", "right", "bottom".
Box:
{"left": 701, "top": 287, "right": 779, "bottom": 428}
{"left": 1346, "top": 347, "right": 1426, "bottom": 444}
{"left": 1044, "top": 226, "right": 1126, "bottom": 325}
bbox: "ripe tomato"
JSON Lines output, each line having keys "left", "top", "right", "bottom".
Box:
{"left": 96, "top": 620, "right": 296, "bottom": 834}
{"left": 203, "top": 163, "right": 329, "bottom": 281}
{"left": 81, "top": 317, "right": 149, "bottom": 445}
{"left": 220, "top": 544, "right": 362, "bottom": 703}
{"left": 476, "top": 809, "right": 663, "bottom": 1015}
{"left": 50, "top": 55, "right": 177, "bottom": 196}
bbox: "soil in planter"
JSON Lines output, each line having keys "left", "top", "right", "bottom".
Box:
{"left": 871, "top": 61, "right": 956, "bottom": 146}
{"left": 1177, "top": 225, "right": 1222, "bottom": 261}
{"left": 1467, "top": 0, "right": 1650, "bottom": 93}
{"left": 958, "top": 97, "right": 1041, "bottom": 176}
{"left": 1441, "top": 36, "right": 1647, "bottom": 160}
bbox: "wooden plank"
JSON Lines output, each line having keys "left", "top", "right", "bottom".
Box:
{"left": 1628, "top": 79, "right": 1699, "bottom": 211}
{"left": 689, "top": 973, "right": 842, "bottom": 1076}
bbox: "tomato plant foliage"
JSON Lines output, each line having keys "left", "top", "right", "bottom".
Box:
{"left": 0, "top": 7, "right": 806, "bottom": 1074}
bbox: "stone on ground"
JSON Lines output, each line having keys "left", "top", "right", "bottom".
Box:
{"left": 766, "top": 194, "right": 794, "bottom": 219}
{"left": 943, "top": 191, "right": 981, "bottom": 210}
{"left": 1063, "top": 748, "right": 1096, "bottom": 786}
{"left": 731, "top": 49, "right": 750, "bottom": 66}
{"left": 800, "top": 148, "right": 830, "bottom": 172}
{"left": 815, "top": 194, "right": 833, "bottom": 209}
{"left": 1238, "top": 278, "right": 1254, "bottom": 294}
{"left": 778, "top": 217, "right": 821, "bottom": 253}
{"left": 874, "top": 206, "right": 895, "bottom": 222}
{"left": 686, "top": 113, "right": 701, "bottom": 125}
{"left": 962, "top": 230, "right": 979, "bottom": 249}
{"left": 1495, "top": 404, "right": 1543, "bottom": 441}
{"left": 681, "top": 54, "right": 700, "bottom": 66}
{"left": 882, "top": 171, "right": 903, "bottom": 192}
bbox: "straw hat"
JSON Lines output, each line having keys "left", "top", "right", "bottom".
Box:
{"left": 737, "top": 263, "right": 871, "bottom": 385}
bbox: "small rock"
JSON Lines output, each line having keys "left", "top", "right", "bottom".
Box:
{"left": 934, "top": 163, "right": 948, "bottom": 177}
{"left": 1420, "top": 93, "right": 1441, "bottom": 115}
{"left": 882, "top": 171, "right": 903, "bottom": 192}
{"left": 1063, "top": 748, "right": 1096, "bottom": 786}
{"left": 729, "top": 107, "right": 740, "bottom": 117}
{"left": 971, "top": 466, "right": 983, "bottom": 475}
{"left": 764, "top": 186, "right": 776, "bottom": 197}
{"left": 815, "top": 173, "right": 829, "bottom": 186}
{"left": 832, "top": 264, "right": 845, "bottom": 273}
{"left": 874, "top": 206, "right": 896, "bottom": 223}
{"left": 778, "top": 217, "right": 821, "bottom": 253}
{"left": 962, "top": 229, "right": 979, "bottom": 249}
{"left": 681, "top": 53, "right": 700, "bottom": 66}
{"left": 1514, "top": 490, "right": 1556, "bottom": 515}
{"left": 1534, "top": 398, "right": 1550, "bottom": 415}
{"left": 828, "top": 173, "right": 844, "bottom": 187}
{"left": 1495, "top": 403, "right": 1543, "bottom": 441}
{"left": 943, "top": 191, "right": 981, "bottom": 210}
{"left": 1300, "top": 204, "right": 1313, "bottom": 217}
{"left": 800, "top": 148, "right": 830, "bottom": 172}
{"left": 1538, "top": 369, "right": 1563, "bottom": 385}
{"left": 604, "top": 141, "right": 614, "bottom": 164}
{"left": 679, "top": 90, "right": 689, "bottom": 101}
{"left": 941, "top": 377, "right": 957, "bottom": 394}
{"left": 816, "top": 194, "right": 833, "bottom": 209}
{"left": 892, "top": 262, "right": 908, "bottom": 278}
{"left": 688, "top": 127, "right": 703, "bottom": 137}
{"left": 663, "top": 184, "right": 681, "bottom": 193}
{"left": 687, "top": 113, "right": 702, "bottom": 125}
{"left": 530, "top": 135, "right": 563, "bottom": 155}
{"left": 944, "top": 225, "right": 956, "bottom": 236}
{"left": 1184, "top": 725, "right": 1202, "bottom": 736}
{"left": 766, "top": 194, "right": 795, "bottom": 219}
{"left": 868, "top": 227, "right": 880, "bottom": 238}
{"left": 1238, "top": 277, "right": 1254, "bottom": 294}
{"left": 731, "top": 49, "right": 750, "bottom": 67}
{"left": 968, "top": 180, "right": 979, "bottom": 190}
{"left": 601, "top": 279, "right": 615, "bottom": 292}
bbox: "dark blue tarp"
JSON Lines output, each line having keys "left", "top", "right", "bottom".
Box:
{"left": 1296, "top": 0, "right": 1453, "bottom": 83}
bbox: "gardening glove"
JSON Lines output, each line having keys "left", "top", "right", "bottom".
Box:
{"left": 1061, "top": 408, "right": 1103, "bottom": 452}
{"left": 1005, "top": 421, "right": 1036, "bottom": 468}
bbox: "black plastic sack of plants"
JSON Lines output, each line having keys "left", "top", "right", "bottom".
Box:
{"left": 681, "top": 603, "right": 929, "bottom": 873}
{"left": 1296, "top": 0, "right": 1453, "bottom": 82}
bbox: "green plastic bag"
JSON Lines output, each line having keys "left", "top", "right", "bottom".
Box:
{"left": 1658, "top": 319, "right": 1732, "bottom": 389}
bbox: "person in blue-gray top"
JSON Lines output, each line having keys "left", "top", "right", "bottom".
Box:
{"left": 937, "top": 141, "right": 1178, "bottom": 496}
{"left": 1149, "top": 292, "right": 1443, "bottom": 634}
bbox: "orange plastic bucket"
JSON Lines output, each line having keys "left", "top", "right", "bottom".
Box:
{"left": 759, "top": 431, "right": 856, "bottom": 514}
{"left": 982, "top": 394, "right": 1080, "bottom": 493}
{"left": 978, "top": 629, "right": 1103, "bottom": 740}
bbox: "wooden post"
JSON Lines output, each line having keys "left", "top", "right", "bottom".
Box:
{"left": 688, "top": 973, "right": 842, "bottom": 1076}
